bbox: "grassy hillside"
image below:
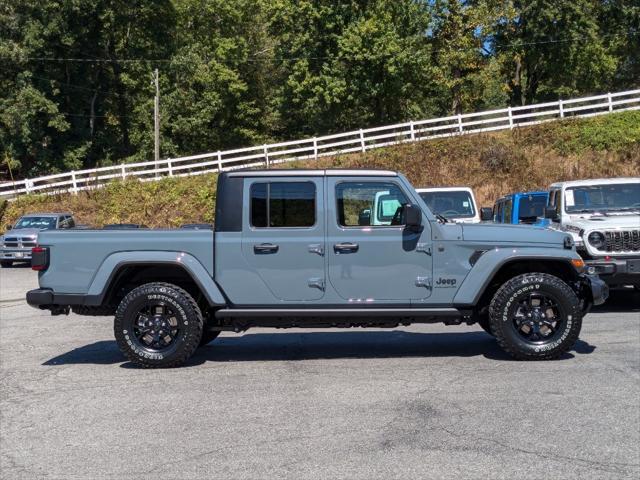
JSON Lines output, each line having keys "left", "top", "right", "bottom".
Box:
{"left": 2, "top": 111, "right": 639, "bottom": 229}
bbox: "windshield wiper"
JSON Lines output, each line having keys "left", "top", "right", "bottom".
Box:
{"left": 569, "top": 209, "right": 608, "bottom": 215}
{"left": 608, "top": 207, "right": 640, "bottom": 212}
{"left": 436, "top": 214, "right": 450, "bottom": 223}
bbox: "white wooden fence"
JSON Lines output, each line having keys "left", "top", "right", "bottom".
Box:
{"left": 2, "top": 89, "right": 639, "bottom": 199}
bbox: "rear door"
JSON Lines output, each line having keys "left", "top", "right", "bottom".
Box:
{"left": 241, "top": 177, "right": 325, "bottom": 301}
{"left": 326, "top": 177, "right": 433, "bottom": 303}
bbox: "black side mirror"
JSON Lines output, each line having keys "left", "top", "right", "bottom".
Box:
{"left": 403, "top": 204, "right": 422, "bottom": 230}
{"left": 544, "top": 207, "right": 559, "bottom": 221}
{"left": 480, "top": 207, "right": 493, "bottom": 221}
{"left": 6, "top": 224, "right": 12, "bottom": 230}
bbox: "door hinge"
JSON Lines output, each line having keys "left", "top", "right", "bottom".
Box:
{"left": 308, "top": 244, "right": 324, "bottom": 256}
{"left": 416, "top": 243, "right": 432, "bottom": 255}
{"left": 415, "top": 276, "right": 432, "bottom": 289}
{"left": 308, "top": 278, "right": 325, "bottom": 291}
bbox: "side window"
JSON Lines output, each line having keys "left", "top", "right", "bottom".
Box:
{"left": 504, "top": 199, "right": 513, "bottom": 222}
{"left": 494, "top": 201, "right": 503, "bottom": 222}
{"left": 66, "top": 216, "right": 75, "bottom": 228}
{"left": 336, "top": 182, "right": 409, "bottom": 227}
{"left": 250, "top": 182, "right": 316, "bottom": 228}
{"left": 552, "top": 190, "right": 562, "bottom": 214}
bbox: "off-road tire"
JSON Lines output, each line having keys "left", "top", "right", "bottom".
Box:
{"left": 477, "top": 317, "right": 494, "bottom": 336}
{"left": 114, "top": 282, "right": 203, "bottom": 368}
{"left": 489, "top": 273, "right": 582, "bottom": 360}
{"left": 199, "top": 330, "right": 221, "bottom": 347}
{"left": 0, "top": 260, "right": 13, "bottom": 268}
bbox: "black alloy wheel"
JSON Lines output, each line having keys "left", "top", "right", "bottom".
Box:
{"left": 512, "top": 292, "right": 564, "bottom": 343}
{"left": 488, "top": 273, "right": 583, "bottom": 360}
{"left": 114, "top": 282, "right": 203, "bottom": 368}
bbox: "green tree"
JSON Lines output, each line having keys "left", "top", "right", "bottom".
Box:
{"left": 157, "top": 0, "right": 274, "bottom": 159}
{"left": 268, "top": 1, "right": 437, "bottom": 135}
{"left": 0, "top": 0, "right": 177, "bottom": 177}
{"left": 597, "top": 0, "right": 640, "bottom": 90}
{"left": 494, "top": 0, "right": 617, "bottom": 105}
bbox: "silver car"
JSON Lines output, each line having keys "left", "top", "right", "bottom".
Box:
{"left": 1, "top": 213, "right": 75, "bottom": 267}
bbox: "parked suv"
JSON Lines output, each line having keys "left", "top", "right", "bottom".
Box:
{"left": 493, "top": 191, "right": 550, "bottom": 227}
{"left": 545, "top": 178, "right": 640, "bottom": 288}
{"left": 27, "top": 170, "right": 607, "bottom": 367}
{"left": 1, "top": 213, "right": 75, "bottom": 267}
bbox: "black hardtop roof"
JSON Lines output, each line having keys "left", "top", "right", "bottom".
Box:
{"left": 222, "top": 168, "right": 397, "bottom": 178}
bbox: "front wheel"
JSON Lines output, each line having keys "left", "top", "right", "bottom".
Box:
{"left": 114, "top": 282, "right": 203, "bottom": 368}
{"left": 489, "top": 273, "right": 582, "bottom": 360}
{"left": 477, "top": 316, "right": 494, "bottom": 336}
{"left": 199, "top": 330, "right": 220, "bottom": 347}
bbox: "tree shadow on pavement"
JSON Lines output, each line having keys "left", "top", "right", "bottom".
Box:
{"left": 42, "top": 329, "right": 596, "bottom": 368}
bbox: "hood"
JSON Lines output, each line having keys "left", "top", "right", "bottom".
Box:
{"left": 461, "top": 223, "right": 568, "bottom": 245}
{"left": 563, "top": 214, "right": 640, "bottom": 231}
{"left": 3, "top": 228, "right": 42, "bottom": 238}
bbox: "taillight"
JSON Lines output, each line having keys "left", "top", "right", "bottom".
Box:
{"left": 31, "top": 246, "right": 49, "bottom": 271}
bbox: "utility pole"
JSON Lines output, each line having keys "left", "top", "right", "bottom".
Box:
{"left": 153, "top": 69, "right": 160, "bottom": 175}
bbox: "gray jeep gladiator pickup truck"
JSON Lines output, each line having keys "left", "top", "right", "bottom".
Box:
{"left": 27, "top": 170, "right": 608, "bottom": 367}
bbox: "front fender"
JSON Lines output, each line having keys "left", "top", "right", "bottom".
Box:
{"left": 86, "top": 251, "right": 226, "bottom": 306}
{"left": 453, "top": 247, "right": 582, "bottom": 305}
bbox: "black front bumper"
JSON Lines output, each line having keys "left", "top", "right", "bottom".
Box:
{"left": 585, "top": 257, "right": 640, "bottom": 287}
{"left": 583, "top": 275, "right": 609, "bottom": 307}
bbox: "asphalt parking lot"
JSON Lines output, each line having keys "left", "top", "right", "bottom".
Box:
{"left": 1, "top": 265, "right": 639, "bottom": 480}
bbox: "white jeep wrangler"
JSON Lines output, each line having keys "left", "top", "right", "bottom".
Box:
{"left": 545, "top": 177, "right": 640, "bottom": 289}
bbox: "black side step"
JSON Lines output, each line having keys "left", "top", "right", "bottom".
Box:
{"left": 213, "top": 308, "right": 463, "bottom": 331}
{"left": 215, "top": 308, "right": 461, "bottom": 319}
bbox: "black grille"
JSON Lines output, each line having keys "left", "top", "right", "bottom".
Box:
{"left": 2, "top": 237, "right": 36, "bottom": 248}
{"left": 4, "top": 237, "right": 18, "bottom": 247}
{"left": 602, "top": 230, "right": 640, "bottom": 253}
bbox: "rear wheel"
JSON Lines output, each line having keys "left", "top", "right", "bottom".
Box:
{"left": 0, "top": 260, "right": 13, "bottom": 268}
{"left": 114, "top": 282, "right": 203, "bottom": 368}
{"left": 489, "top": 273, "right": 582, "bottom": 360}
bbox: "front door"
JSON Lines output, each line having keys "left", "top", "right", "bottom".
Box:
{"left": 241, "top": 177, "right": 325, "bottom": 301}
{"left": 326, "top": 178, "right": 433, "bottom": 303}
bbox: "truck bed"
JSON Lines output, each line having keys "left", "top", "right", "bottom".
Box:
{"left": 36, "top": 229, "right": 214, "bottom": 294}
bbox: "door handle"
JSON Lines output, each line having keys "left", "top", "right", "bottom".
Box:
{"left": 308, "top": 244, "right": 324, "bottom": 256}
{"left": 333, "top": 242, "right": 359, "bottom": 254}
{"left": 254, "top": 243, "right": 279, "bottom": 254}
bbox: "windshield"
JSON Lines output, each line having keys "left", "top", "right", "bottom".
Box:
{"left": 565, "top": 183, "right": 640, "bottom": 213}
{"left": 419, "top": 191, "right": 475, "bottom": 218}
{"left": 14, "top": 216, "right": 57, "bottom": 230}
{"left": 518, "top": 195, "right": 548, "bottom": 221}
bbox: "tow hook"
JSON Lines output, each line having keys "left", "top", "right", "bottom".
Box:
{"left": 50, "top": 305, "right": 71, "bottom": 316}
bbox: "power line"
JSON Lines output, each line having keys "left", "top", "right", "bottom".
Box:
{"left": 1, "top": 30, "right": 635, "bottom": 64}
{"left": 59, "top": 112, "right": 130, "bottom": 118}
{"left": 29, "top": 74, "right": 111, "bottom": 94}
